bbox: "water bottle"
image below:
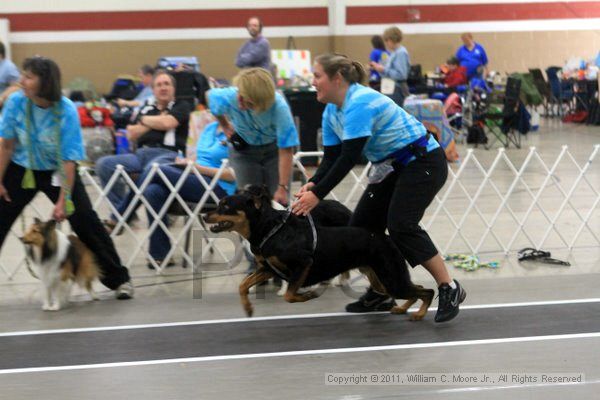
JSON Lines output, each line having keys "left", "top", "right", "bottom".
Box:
{"left": 115, "top": 129, "right": 130, "bottom": 154}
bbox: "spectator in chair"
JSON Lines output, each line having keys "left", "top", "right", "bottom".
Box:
{"left": 235, "top": 16, "right": 272, "bottom": 71}
{"left": 114, "top": 64, "right": 155, "bottom": 109}
{"left": 143, "top": 121, "right": 236, "bottom": 268}
{"left": 0, "top": 56, "right": 134, "bottom": 299}
{"left": 96, "top": 69, "right": 191, "bottom": 233}
{"left": 443, "top": 57, "right": 468, "bottom": 88}
{"left": 370, "top": 27, "right": 411, "bottom": 107}
{"left": 456, "top": 33, "right": 489, "bottom": 80}
{"left": 0, "top": 41, "right": 20, "bottom": 110}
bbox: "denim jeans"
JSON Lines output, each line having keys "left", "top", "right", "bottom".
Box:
{"left": 144, "top": 164, "right": 227, "bottom": 260}
{"left": 96, "top": 147, "right": 177, "bottom": 216}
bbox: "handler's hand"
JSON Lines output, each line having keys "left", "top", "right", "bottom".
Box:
{"left": 291, "top": 190, "right": 320, "bottom": 216}
{"left": 295, "top": 182, "right": 315, "bottom": 196}
{"left": 0, "top": 183, "right": 11, "bottom": 202}
{"left": 52, "top": 198, "right": 67, "bottom": 222}
{"left": 273, "top": 186, "right": 289, "bottom": 207}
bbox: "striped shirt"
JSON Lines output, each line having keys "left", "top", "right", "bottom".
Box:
{"left": 207, "top": 87, "right": 299, "bottom": 148}
{"left": 322, "top": 83, "right": 438, "bottom": 162}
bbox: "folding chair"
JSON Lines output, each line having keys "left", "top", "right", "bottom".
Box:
{"left": 484, "top": 77, "right": 522, "bottom": 149}
{"left": 528, "top": 68, "right": 553, "bottom": 117}
{"left": 546, "top": 66, "right": 574, "bottom": 117}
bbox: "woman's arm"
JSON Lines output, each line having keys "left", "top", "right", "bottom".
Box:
{"left": 310, "top": 137, "right": 368, "bottom": 200}
{"left": 0, "top": 138, "right": 15, "bottom": 201}
{"left": 194, "top": 164, "right": 236, "bottom": 182}
{"left": 53, "top": 160, "right": 76, "bottom": 221}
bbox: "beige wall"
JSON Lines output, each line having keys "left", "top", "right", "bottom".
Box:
{"left": 11, "top": 30, "right": 600, "bottom": 93}
{"left": 12, "top": 37, "right": 331, "bottom": 94}
{"left": 337, "top": 30, "right": 600, "bottom": 76}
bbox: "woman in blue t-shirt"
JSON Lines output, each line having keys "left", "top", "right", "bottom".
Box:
{"left": 292, "top": 53, "right": 465, "bottom": 323}
{"left": 0, "top": 57, "right": 133, "bottom": 299}
{"left": 142, "top": 121, "right": 236, "bottom": 267}
{"left": 207, "top": 68, "right": 299, "bottom": 206}
{"left": 368, "top": 35, "right": 389, "bottom": 92}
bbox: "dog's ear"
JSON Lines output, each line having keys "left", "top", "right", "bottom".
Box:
{"left": 33, "top": 217, "right": 41, "bottom": 225}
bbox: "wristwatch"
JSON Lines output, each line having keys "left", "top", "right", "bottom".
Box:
{"left": 278, "top": 184, "right": 289, "bottom": 192}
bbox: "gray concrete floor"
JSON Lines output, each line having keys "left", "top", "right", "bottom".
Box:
{"left": 0, "top": 118, "right": 599, "bottom": 399}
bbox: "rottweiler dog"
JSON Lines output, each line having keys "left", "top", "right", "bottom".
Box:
{"left": 204, "top": 186, "right": 434, "bottom": 319}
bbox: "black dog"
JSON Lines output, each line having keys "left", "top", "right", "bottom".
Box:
{"left": 204, "top": 186, "right": 434, "bottom": 319}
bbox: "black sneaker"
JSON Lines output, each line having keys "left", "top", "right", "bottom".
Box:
{"left": 345, "top": 288, "right": 396, "bottom": 313}
{"left": 434, "top": 279, "right": 466, "bottom": 323}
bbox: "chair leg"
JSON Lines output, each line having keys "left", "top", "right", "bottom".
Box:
{"left": 183, "top": 216, "right": 191, "bottom": 269}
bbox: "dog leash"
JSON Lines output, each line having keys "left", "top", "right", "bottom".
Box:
{"left": 444, "top": 253, "right": 499, "bottom": 272}
{"left": 517, "top": 247, "right": 571, "bottom": 266}
{"left": 19, "top": 214, "right": 40, "bottom": 280}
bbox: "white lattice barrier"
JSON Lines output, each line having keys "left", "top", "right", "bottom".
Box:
{"left": 0, "top": 160, "right": 233, "bottom": 280}
{"left": 1, "top": 146, "right": 599, "bottom": 282}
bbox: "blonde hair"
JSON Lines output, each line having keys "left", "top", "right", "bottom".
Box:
{"left": 233, "top": 68, "right": 275, "bottom": 112}
{"left": 314, "top": 53, "right": 367, "bottom": 85}
{"left": 383, "top": 26, "right": 403, "bottom": 44}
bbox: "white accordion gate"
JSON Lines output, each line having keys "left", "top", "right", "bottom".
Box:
{"left": 1, "top": 145, "right": 598, "bottom": 281}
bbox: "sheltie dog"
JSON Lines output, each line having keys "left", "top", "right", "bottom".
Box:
{"left": 20, "top": 218, "right": 101, "bottom": 311}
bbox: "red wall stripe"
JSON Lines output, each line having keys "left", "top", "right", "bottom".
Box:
{"left": 0, "top": 8, "right": 328, "bottom": 32}
{"left": 347, "top": 2, "right": 600, "bottom": 24}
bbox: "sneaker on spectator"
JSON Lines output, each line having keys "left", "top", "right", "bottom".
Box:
{"left": 345, "top": 288, "right": 396, "bottom": 313}
{"left": 115, "top": 281, "right": 135, "bottom": 300}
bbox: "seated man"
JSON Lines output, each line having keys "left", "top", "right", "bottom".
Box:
{"left": 142, "top": 121, "right": 236, "bottom": 267}
{"left": 96, "top": 69, "right": 191, "bottom": 232}
{"left": 443, "top": 57, "right": 468, "bottom": 88}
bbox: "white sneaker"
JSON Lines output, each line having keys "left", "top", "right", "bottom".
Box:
{"left": 115, "top": 281, "right": 135, "bottom": 300}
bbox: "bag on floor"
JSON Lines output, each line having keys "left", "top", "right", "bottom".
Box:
{"left": 467, "top": 124, "right": 487, "bottom": 144}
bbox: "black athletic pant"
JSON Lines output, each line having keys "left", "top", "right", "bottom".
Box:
{"left": 350, "top": 147, "right": 448, "bottom": 267}
{"left": 0, "top": 162, "right": 130, "bottom": 289}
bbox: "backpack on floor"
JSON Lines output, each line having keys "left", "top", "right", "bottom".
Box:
{"left": 467, "top": 124, "right": 488, "bottom": 144}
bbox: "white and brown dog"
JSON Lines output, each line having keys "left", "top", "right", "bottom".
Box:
{"left": 21, "top": 218, "right": 101, "bottom": 311}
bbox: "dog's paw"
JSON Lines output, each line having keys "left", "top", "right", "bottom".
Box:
{"left": 47, "top": 303, "right": 61, "bottom": 311}
{"left": 277, "top": 281, "right": 288, "bottom": 296}
{"left": 42, "top": 303, "right": 52, "bottom": 311}
{"left": 390, "top": 305, "right": 408, "bottom": 315}
{"left": 409, "top": 312, "right": 426, "bottom": 321}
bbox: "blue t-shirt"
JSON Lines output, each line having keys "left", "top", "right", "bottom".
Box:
{"left": 0, "top": 91, "right": 84, "bottom": 170}
{"left": 207, "top": 87, "right": 299, "bottom": 148}
{"left": 196, "top": 122, "right": 236, "bottom": 195}
{"left": 456, "top": 43, "right": 488, "bottom": 79}
{"left": 322, "top": 83, "right": 438, "bottom": 163}
{"left": 369, "top": 48, "right": 390, "bottom": 82}
{"left": 0, "top": 59, "right": 20, "bottom": 94}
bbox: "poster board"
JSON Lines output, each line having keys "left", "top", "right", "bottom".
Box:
{"left": 271, "top": 49, "right": 311, "bottom": 80}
